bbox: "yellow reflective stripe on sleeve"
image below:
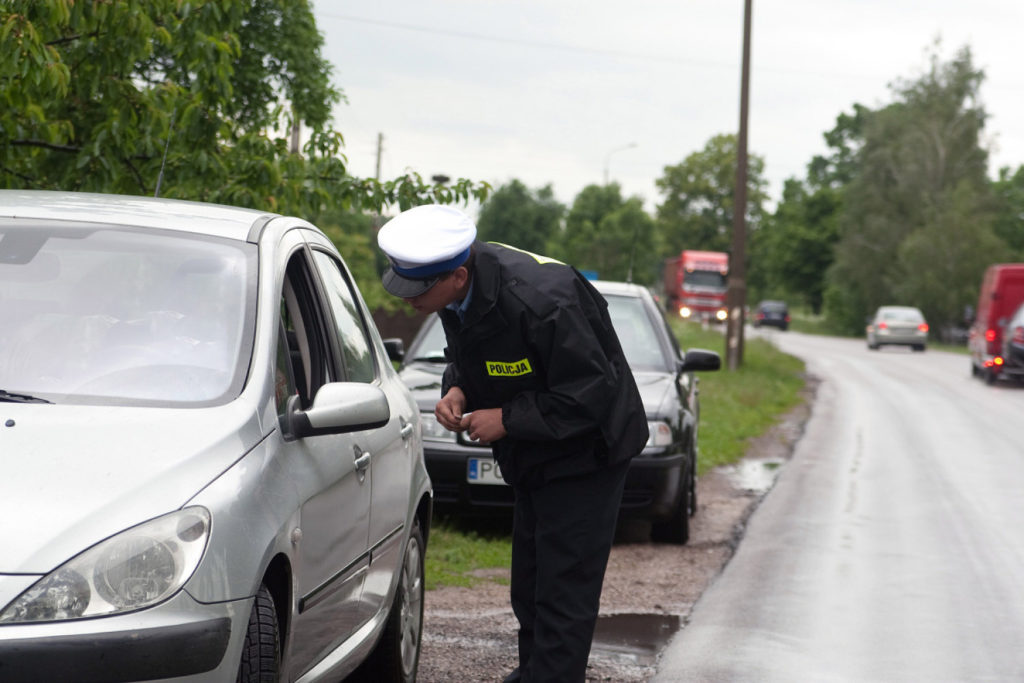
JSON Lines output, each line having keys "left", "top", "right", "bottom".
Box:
{"left": 488, "top": 242, "right": 564, "bottom": 265}
{"left": 485, "top": 358, "right": 534, "bottom": 377}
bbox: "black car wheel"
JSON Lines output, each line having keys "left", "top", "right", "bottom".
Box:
{"left": 353, "top": 519, "right": 425, "bottom": 683}
{"left": 688, "top": 452, "right": 698, "bottom": 517}
{"left": 237, "top": 584, "right": 280, "bottom": 683}
{"left": 651, "top": 460, "right": 692, "bottom": 545}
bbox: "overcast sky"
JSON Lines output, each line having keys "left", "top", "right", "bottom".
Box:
{"left": 310, "top": 1, "right": 1024, "bottom": 215}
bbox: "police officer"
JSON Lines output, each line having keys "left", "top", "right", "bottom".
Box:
{"left": 378, "top": 204, "right": 648, "bottom": 683}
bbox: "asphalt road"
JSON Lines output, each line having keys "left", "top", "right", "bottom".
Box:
{"left": 655, "top": 331, "right": 1024, "bottom": 683}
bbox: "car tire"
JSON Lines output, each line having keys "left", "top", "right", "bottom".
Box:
{"left": 985, "top": 367, "right": 998, "bottom": 386}
{"left": 354, "top": 519, "right": 425, "bottom": 683}
{"left": 913, "top": 344, "right": 926, "bottom": 352}
{"left": 237, "top": 583, "right": 280, "bottom": 683}
{"left": 651, "top": 462, "right": 691, "bottom": 545}
{"left": 687, "top": 451, "right": 698, "bottom": 517}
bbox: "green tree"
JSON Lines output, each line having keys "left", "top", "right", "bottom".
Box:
{"left": 895, "top": 180, "right": 1004, "bottom": 329}
{"left": 476, "top": 179, "right": 564, "bottom": 255}
{"left": 753, "top": 179, "right": 840, "bottom": 314}
{"left": 807, "top": 104, "right": 870, "bottom": 189}
{"left": 825, "top": 45, "right": 1001, "bottom": 334}
{"left": 655, "top": 133, "right": 768, "bottom": 256}
{"left": 548, "top": 184, "right": 657, "bottom": 284}
{"left": 0, "top": 0, "right": 488, "bottom": 215}
{"left": 990, "top": 164, "right": 1024, "bottom": 259}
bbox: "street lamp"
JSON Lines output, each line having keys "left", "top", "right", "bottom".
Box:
{"left": 603, "top": 142, "right": 637, "bottom": 185}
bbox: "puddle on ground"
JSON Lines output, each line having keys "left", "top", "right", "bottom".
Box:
{"left": 723, "top": 458, "right": 784, "bottom": 494}
{"left": 590, "top": 613, "right": 681, "bottom": 666}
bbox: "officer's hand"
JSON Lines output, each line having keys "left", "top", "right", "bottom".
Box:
{"left": 435, "top": 387, "right": 468, "bottom": 432}
{"left": 461, "top": 408, "right": 507, "bottom": 445}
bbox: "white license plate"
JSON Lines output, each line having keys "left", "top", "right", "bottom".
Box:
{"left": 467, "top": 457, "right": 507, "bottom": 485}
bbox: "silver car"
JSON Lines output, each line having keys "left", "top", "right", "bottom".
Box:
{"left": 866, "top": 305, "right": 929, "bottom": 351}
{"left": 0, "top": 191, "right": 431, "bottom": 682}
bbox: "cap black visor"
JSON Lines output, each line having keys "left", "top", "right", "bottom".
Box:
{"left": 382, "top": 267, "right": 440, "bottom": 298}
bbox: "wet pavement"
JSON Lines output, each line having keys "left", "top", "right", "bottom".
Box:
{"left": 591, "top": 613, "right": 681, "bottom": 666}
{"left": 722, "top": 457, "right": 785, "bottom": 494}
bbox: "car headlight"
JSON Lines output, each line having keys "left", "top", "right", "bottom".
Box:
{"left": 645, "top": 420, "right": 674, "bottom": 449}
{"left": 0, "top": 507, "right": 210, "bottom": 624}
{"left": 420, "top": 412, "right": 457, "bottom": 443}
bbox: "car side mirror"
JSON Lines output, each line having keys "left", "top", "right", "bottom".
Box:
{"left": 678, "top": 348, "right": 721, "bottom": 375}
{"left": 283, "top": 382, "right": 390, "bottom": 440}
{"left": 383, "top": 338, "right": 405, "bottom": 363}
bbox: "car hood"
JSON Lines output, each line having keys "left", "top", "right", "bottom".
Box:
{"left": 399, "top": 362, "right": 674, "bottom": 419}
{"left": 633, "top": 371, "right": 675, "bottom": 418}
{"left": 399, "top": 362, "right": 446, "bottom": 413}
{"left": 0, "top": 401, "right": 264, "bottom": 573}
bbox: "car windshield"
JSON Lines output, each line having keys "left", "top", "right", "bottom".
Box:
{"left": 880, "top": 308, "right": 923, "bottom": 322}
{"left": 0, "top": 223, "right": 256, "bottom": 406}
{"left": 604, "top": 294, "right": 670, "bottom": 372}
{"left": 409, "top": 317, "right": 448, "bottom": 361}
{"left": 760, "top": 301, "right": 786, "bottom": 312}
{"left": 684, "top": 270, "right": 726, "bottom": 289}
{"left": 408, "top": 292, "right": 671, "bottom": 373}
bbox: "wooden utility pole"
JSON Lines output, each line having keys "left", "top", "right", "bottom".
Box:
{"left": 725, "top": 0, "right": 752, "bottom": 371}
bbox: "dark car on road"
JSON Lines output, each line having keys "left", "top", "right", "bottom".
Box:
{"left": 999, "top": 300, "right": 1024, "bottom": 382}
{"left": 398, "top": 279, "right": 720, "bottom": 544}
{"left": 753, "top": 300, "right": 790, "bottom": 330}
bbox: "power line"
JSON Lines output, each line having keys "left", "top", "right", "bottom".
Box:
{"left": 318, "top": 12, "right": 913, "bottom": 83}
{"left": 322, "top": 12, "right": 738, "bottom": 70}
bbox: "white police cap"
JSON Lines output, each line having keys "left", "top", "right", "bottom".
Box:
{"left": 377, "top": 204, "right": 477, "bottom": 298}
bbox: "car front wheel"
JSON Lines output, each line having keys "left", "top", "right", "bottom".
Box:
{"left": 237, "top": 584, "right": 280, "bottom": 683}
{"left": 651, "top": 460, "right": 692, "bottom": 545}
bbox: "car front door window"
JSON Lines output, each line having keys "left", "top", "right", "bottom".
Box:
{"left": 311, "top": 250, "right": 376, "bottom": 384}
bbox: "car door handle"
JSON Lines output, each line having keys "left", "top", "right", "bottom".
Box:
{"left": 354, "top": 450, "right": 371, "bottom": 472}
{"left": 400, "top": 420, "right": 414, "bottom": 440}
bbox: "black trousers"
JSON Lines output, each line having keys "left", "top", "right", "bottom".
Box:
{"left": 509, "top": 459, "right": 629, "bottom": 683}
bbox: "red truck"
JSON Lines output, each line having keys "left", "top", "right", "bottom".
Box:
{"left": 969, "top": 263, "right": 1024, "bottom": 384}
{"left": 663, "top": 250, "right": 729, "bottom": 322}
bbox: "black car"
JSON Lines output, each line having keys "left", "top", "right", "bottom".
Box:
{"left": 1000, "top": 300, "right": 1024, "bottom": 381}
{"left": 753, "top": 300, "right": 790, "bottom": 330}
{"left": 397, "top": 279, "right": 720, "bottom": 544}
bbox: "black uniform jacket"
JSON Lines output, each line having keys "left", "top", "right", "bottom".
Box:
{"left": 439, "top": 242, "right": 649, "bottom": 487}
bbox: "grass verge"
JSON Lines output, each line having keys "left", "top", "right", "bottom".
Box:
{"left": 670, "top": 320, "right": 807, "bottom": 473}
{"left": 424, "top": 514, "right": 513, "bottom": 591}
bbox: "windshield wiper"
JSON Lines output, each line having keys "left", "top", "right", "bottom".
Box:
{"left": 412, "top": 355, "right": 448, "bottom": 363}
{"left": 0, "top": 389, "right": 53, "bottom": 404}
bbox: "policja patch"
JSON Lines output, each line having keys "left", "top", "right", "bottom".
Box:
{"left": 485, "top": 358, "right": 533, "bottom": 377}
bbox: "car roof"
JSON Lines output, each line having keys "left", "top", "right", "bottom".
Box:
{"left": 0, "top": 190, "right": 277, "bottom": 242}
{"left": 590, "top": 279, "right": 648, "bottom": 297}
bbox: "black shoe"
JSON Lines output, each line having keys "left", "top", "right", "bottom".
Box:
{"left": 502, "top": 667, "right": 522, "bottom": 683}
